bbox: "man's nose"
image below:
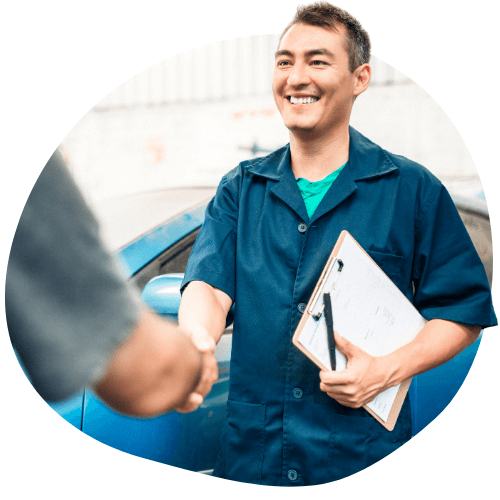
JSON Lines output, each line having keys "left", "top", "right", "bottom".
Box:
{"left": 287, "top": 63, "right": 311, "bottom": 87}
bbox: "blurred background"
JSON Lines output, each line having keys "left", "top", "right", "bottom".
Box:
{"left": 59, "top": 34, "right": 483, "bottom": 251}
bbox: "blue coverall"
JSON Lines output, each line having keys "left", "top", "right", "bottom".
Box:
{"left": 182, "top": 126, "right": 496, "bottom": 485}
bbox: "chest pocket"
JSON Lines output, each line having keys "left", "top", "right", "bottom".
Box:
{"left": 365, "top": 250, "right": 407, "bottom": 292}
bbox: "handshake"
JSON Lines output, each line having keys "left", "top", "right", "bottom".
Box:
{"left": 94, "top": 281, "right": 229, "bottom": 417}
{"left": 94, "top": 307, "right": 219, "bottom": 418}
{"left": 175, "top": 327, "right": 219, "bottom": 414}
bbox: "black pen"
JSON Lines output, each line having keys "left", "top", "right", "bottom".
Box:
{"left": 323, "top": 292, "right": 336, "bottom": 371}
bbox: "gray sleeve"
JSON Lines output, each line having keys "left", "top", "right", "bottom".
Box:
{"left": 5, "top": 150, "right": 142, "bottom": 401}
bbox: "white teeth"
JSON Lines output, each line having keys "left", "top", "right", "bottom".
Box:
{"left": 289, "top": 96, "right": 318, "bottom": 104}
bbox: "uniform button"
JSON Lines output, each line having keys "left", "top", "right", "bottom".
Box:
{"left": 298, "top": 222, "right": 307, "bottom": 233}
{"left": 298, "top": 303, "right": 306, "bottom": 313}
{"left": 293, "top": 388, "right": 303, "bottom": 399}
{"left": 287, "top": 469, "right": 299, "bottom": 481}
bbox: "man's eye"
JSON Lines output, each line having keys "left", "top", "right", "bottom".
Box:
{"left": 311, "top": 60, "right": 327, "bottom": 66}
{"left": 277, "top": 60, "right": 291, "bottom": 66}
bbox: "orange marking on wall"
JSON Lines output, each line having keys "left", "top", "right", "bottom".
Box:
{"left": 231, "top": 108, "right": 277, "bottom": 120}
{"left": 146, "top": 136, "right": 166, "bottom": 164}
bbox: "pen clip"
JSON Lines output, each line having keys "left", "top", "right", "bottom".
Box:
{"left": 309, "top": 258, "right": 343, "bottom": 320}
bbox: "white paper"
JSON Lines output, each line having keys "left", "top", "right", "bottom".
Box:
{"left": 298, "top": 233, "right": 427, "bottom": 421}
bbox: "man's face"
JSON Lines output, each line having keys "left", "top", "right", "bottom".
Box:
{"left": 272, "top": 22, "right": 360, "bottom": 138}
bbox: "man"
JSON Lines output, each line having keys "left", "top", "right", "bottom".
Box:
{"left": 6, "top": 150, "right": 218, "bottom": 417}
{"left": 178, "top": 2, "right": 496, "bottom": 485}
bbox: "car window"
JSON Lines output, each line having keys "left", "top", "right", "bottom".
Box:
{"left": 129, "top": 227, "right": 200, "bottom": 291}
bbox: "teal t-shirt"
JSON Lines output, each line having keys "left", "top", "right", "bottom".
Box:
{"left": 296, "top": 162, "right": 347, "bottom": 218}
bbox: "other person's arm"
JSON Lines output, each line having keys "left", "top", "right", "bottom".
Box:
{"left": 6, "top": 150, "right": 218, "bottom": 416}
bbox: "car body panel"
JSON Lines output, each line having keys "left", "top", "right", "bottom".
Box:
{"left": 410, "top": 335, "right": 481, "bottom": 435}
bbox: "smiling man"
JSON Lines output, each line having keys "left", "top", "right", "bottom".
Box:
{"left": 179, "top": 2, "right": 496, "bottom": 486}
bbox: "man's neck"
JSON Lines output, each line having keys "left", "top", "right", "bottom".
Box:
{"left": 289, "top": 127, "right": 350, "bottom": 182}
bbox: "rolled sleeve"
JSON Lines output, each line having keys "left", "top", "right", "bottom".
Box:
{"left": 412, "top": 184, "right": 497, "bottom": 327}
{"left": 181, "top": 169, "right": 240, "bottom": 302}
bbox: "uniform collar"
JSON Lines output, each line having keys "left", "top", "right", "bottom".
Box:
{"left": 245, "top": 126, "right": 398, "bottom": 181}
{"left": 245, "top": 144, "right": 290, "bottom": 180}
{"left": 347, "top": 126, "right": 398, "bottom": 181}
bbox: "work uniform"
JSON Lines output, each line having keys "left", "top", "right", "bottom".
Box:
{"left": 182, "top": 127, "right": 496, "bottom": 485}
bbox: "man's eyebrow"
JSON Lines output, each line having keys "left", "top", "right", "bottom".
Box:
{"left": 275, "top": 49, "right": 293, "bottom": 59}
{"left": 305, "top": 48, "right": 335, "bottom": 58}
{"left": 274, "top": 48, "right": 335, "bottom": 59}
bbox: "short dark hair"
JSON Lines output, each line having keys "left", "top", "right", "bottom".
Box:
{"left": 279, "top": 2, "right": 371, "bottom": 72}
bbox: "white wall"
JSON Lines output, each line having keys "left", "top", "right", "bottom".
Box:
{"left": 60, "top": 36, "right": 480, "bottom": 205}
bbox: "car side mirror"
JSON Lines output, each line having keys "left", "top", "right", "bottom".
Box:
{"left": 141, "top": 273, "right": 184, "bottom": 320}
{"left": 141, "top": 273, "right": 235, "bottom": 326}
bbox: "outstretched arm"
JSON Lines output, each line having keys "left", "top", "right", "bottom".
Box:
{"left": 179, "top": 280, "right": 233, "bottom": 344}
{"left": 175, "top": 280, "right": 233, "bottom": 412}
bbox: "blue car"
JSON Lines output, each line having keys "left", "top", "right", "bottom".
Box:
{"left": 46, "top": 188, "right": 492, "bottom": 475}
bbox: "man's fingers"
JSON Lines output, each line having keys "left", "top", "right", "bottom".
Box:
{"left": 189, "top": 328, "right": 216, "bottom": 353}
{"left": 319, "top": 380, "right": 365, "bottom": 408}
{"left": 195, "top": 352, "right": 218, "bottom": 398}
{"left": 333, "top": 331, "right": 358, "bottom": 359}
{"left": 175, "top": 346, "right": 219, "bottom": 414}
{"left": 194, "top": 336, "right": 216, "bottom": 353}
{"left": 173, "top": 328, "right": 219, "bottom": 414}
{"left": 319, "top": 369, "right": 349, "bottom": 385}
{"left": 319, "top": 381, "right": 347, "bottom": 396}
{"left": 175, "top": 392, "right": 203, "bottom": 413}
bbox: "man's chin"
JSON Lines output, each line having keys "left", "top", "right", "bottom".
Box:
{"left": 287, "top": 123, "right": 318, "bottom": 135}
{"left": 283, "top": 117, "right": 316, "bottom": 131}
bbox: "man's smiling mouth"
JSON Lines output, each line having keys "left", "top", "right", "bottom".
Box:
{"left": 287, "top": 96, "right": 320, "bottom": 104}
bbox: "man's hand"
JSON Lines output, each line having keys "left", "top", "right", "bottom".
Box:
{"left": 319, "top": 332, "right": 390, "bottom": 408}
{"left": 175, "top": 328, "right": 218, "bottom": 413}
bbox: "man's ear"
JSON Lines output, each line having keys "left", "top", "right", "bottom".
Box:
{"left": 353, "top": 63, "right": 371, "bottom": 97}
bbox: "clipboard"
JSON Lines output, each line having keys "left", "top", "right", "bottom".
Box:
{"left": 292, "top": 230, "right": 427, "bottom": 431}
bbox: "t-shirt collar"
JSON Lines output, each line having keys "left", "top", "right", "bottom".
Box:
{"left": 246, "top": 126, "right": 399, "bottom": 181}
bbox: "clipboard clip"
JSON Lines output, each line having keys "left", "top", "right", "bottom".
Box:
{"left": 309, "top": 258, "right": 344, "bottom": 320}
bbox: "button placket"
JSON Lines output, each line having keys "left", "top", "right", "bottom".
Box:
{"left": 283, "top": 218, "right": 310, "bottom": 486}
